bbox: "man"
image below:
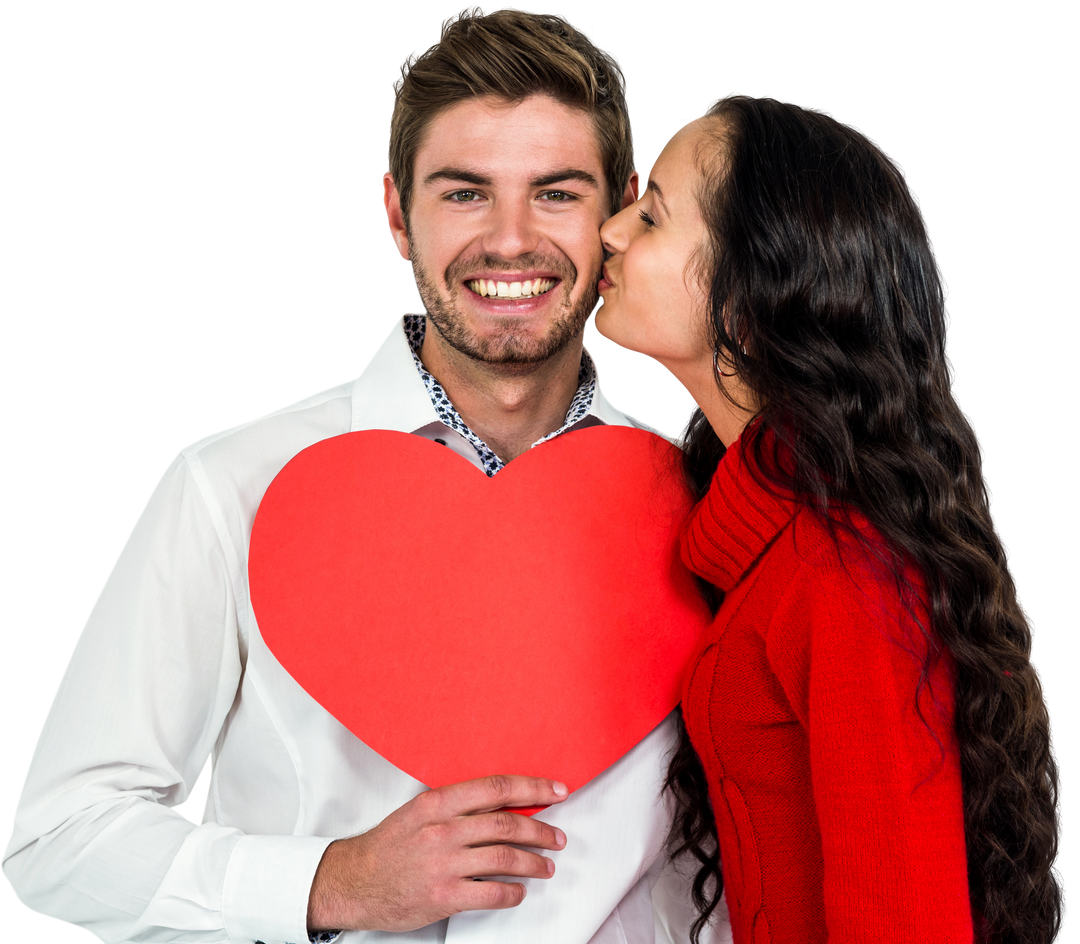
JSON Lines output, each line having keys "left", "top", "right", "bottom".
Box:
{"left": 6, "top": 11, "right": 720, "bottom": 944}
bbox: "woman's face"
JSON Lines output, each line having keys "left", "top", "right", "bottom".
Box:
{"left": 596, "top": 119, "right": 715, "bottom": 373}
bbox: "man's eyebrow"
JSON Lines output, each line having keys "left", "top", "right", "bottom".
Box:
{"left": 423, "top": 168, "right": 493, "bottom": 187}
{"left": 421, "top": 167, "right": 600, "bottom": 190}
{"left": 531, "top": 169, "right": 600, "bottom": 189}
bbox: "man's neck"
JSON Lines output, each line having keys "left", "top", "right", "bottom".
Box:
{"left": 418, "top": 324, "right": 585, "bottom": 463}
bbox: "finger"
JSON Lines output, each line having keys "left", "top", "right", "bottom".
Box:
{"left": 436, "top": 775, "right": 569, "bottom": 816}
{"left": 454, "top": 878, "right": 528, "bottom": 912}
{"left": 461, "top": 844, "right": 556, "bottom": 880}
{"left": 457, "top": 809, "right": 567, "bottom": 851}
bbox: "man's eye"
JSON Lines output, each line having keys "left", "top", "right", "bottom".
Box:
{"left": 540, "top": 191, "right": 574, "bottom": 202}
{"left": 449, "top": 191, "right": 481, "bottom": 202}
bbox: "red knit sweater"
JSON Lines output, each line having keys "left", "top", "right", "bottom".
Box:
{"left": 680, "top": 431, "right": 973, "bottom": 943}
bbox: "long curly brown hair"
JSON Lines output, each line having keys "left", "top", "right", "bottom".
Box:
{"left": 665, "top": 96, "right": 1061, "bottom": 944}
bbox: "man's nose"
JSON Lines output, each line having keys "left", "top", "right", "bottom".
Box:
{"left": 482, "top": 199, "right": 540, "bottom": 259}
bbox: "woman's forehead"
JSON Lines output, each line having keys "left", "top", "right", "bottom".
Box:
{"left": 648, "top": 119, "right": 720, "bottom": 200}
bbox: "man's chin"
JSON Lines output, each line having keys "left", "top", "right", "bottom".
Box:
{"left": 426, "top": 299, "right": 595, "bottom": 366}
{"left": 429, "top": 318, "right": 581, "bottom": 366}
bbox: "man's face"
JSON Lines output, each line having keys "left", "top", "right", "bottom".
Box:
{"left": 386, "top": 95, "right": 617, "bottom": 365}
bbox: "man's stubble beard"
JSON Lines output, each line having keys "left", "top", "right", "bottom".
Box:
{"left": 411, "top": 250, "right": 600, "bottom": 366}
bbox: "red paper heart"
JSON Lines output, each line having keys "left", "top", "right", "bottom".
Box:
{"left": 249, "top": 426, "right": 708, "bottom": 801}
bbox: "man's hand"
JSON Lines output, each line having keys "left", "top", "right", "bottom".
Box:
{"left": 307, "top": 775, "right": 570, "bottom": 932}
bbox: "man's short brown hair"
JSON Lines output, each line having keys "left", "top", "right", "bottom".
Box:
{"left": 389, "top": 9, "right": 633, "bottom": 222}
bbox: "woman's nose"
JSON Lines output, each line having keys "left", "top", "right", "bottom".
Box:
{"left": 600, "top": 203, "right": 635, "bottom": 255}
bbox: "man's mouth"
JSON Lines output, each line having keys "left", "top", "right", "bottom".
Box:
{"left": 466, "top": 277, "right": 558, "bottom": 299}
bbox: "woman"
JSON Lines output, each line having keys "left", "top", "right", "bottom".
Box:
{"left": 596, "top": 97, "right": 1060, "bottom": 944}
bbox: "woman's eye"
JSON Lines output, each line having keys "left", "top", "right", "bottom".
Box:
{"left": 638, "top": 209, "right": 656, "bottom": 228}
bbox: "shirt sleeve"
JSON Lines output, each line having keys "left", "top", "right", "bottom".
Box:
{"left": 3, "top": 455, "right": 333, "bottom": 944}
{"left": 765, "top": 545, "right": 973, "bottom": 943}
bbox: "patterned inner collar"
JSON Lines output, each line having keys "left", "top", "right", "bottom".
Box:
{"left": 403, "top": 314, "right": 598, "bottom": 477}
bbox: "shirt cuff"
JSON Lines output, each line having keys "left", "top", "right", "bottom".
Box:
{"left": 221, "top": 834, "right": 335, "bottom": 944}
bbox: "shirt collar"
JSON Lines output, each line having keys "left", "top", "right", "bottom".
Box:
{"left": 403, "top": 314, "right": 599, "bottom": 477}
{"left": 354, "top": 313, "right": 656, "bottom": 470}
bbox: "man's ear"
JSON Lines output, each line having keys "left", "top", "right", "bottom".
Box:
{"left": 384, "top": 173, "right": 411, "bottom": 261}
{"left": 620, "top": 172, "right": 639, "bottom": 210}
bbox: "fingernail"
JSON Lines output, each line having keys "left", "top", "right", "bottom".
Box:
{"left": 547, "top": 858, "right": 555, "bottom": 875}
{"left": 554, "top": 828, "right": 566, "bottom": 847}
{"left": 552, "top": 781, "right": 568, "bottom": 797}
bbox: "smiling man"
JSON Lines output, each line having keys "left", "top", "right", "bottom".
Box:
{"left": 6, "top": 10, "right": 717, "bottom": 944}
{"left": 385, "top": 92, "right": 621, "bottom": 467}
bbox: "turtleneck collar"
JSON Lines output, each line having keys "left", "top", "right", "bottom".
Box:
{"left": 680, "top": 426, "right": 801, "bottom": 592}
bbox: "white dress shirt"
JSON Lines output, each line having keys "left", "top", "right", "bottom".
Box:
{"left": 5, "top": 319, "right": 730, "bottom": 944}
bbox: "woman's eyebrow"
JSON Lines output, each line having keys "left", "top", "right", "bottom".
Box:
{"left": 647, "top": 179, "right": 669, "bottom": 214}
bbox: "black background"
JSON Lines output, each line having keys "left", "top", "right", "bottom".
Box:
{"left": 6, "top": 3, "right": 1062, "bottom": 937}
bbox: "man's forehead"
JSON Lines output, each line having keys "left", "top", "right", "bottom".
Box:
{"left": 413, "top": 95, "right": 604, "bottom": 185}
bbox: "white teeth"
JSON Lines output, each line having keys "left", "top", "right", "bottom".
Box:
{"left": 467, "top": 278, "right": 556, "bottom": 297}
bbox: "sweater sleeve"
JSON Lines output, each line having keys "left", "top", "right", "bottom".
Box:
{"left": 765, "top": 540, "right": 973, "bottom": 943}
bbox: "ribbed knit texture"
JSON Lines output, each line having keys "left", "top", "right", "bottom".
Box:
{"left": 680, "top": 430, "right": 974, "bottom": 944}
